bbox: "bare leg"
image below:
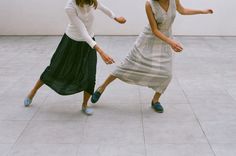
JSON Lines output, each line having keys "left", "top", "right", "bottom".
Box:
{"left": 97, "top": 74, "right": 117, "bottom": 93}
{"left": 152, "top": 92, "right": 161, "bottom": 103}
{"left": 82, "top": 91, "right": 91, "bottom": 108}
{"left": 81, "top": 91, "right": 94, "bottom": 115}
{"left": 27, "top": 79, "right": 44, "bottom": 100}
{"left": 151, "top": 92, "right": 164, "bottom": 113}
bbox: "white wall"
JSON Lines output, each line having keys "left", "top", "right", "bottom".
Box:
{"left": 0, "top": 0, "right": 235, "bottom": 36}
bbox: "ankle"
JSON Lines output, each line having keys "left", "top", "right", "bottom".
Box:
{"left": 82, "top": 103, "right": 87, "bottom": 108}
{"left": 152, "top": 99, "right": 159, "bottom": 104}
{"left": 29, "top": 90, "right": 37, "bottom": 98}
{"left": 98, "top": 85, "right": 106, "bottom": 92}
{"left": 28, "top": 94, "right": 35, "bottom": 100}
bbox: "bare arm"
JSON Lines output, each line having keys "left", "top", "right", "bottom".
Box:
{"left": 145, "top": 1, "right": 183, "bottom": 52}
{"left": 176, "top": 0, "right": 213, "bottom": 15}
{"left": 146, "top": 2, "right": 170, "bottom": 44}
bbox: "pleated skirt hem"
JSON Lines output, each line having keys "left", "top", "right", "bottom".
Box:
{"left": 40, "top": 34, "right": 97, "bottom": 95}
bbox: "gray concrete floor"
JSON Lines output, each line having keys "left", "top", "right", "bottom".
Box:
{"left": 0, "top": 36, "right": 236, "bottom": 156}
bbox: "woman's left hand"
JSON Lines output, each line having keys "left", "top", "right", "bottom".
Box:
{"left": 115, "top": 17, "right": 127, "bottom": 24}
{"left": 202, "top": 9, "right": 214, "bottom": 14}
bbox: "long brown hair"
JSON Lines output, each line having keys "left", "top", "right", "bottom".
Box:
{"left": 75, "top": 0, "right": 98, "bottom": 8}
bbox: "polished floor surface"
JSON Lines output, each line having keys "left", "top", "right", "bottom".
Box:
{"left": 0, "top": 36, "right": 236, "bottom": 156}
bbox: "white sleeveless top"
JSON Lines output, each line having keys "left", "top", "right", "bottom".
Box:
{"left": 112, "top": 0, "right": 177, "bottom": 93}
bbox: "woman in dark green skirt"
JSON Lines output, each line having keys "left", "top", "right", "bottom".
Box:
{"left": 24, "top": 0, "right": 126, "bottom": 115}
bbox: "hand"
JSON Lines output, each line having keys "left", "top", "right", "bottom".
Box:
{"left": 100, "top": 52, "right": 115, "bottom": 65}
{"left": 202, "top": 9, "right": 213, "bottom": 14}
{"left": 168, "top": 40, "right": 183, "bottom": 53}
{"left": 114, "top": 17, "right": 127, "bottom": 24}
{"left": 94, "top": 45, "right": 115, "bottom": 65}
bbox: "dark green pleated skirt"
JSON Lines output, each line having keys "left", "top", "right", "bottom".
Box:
{"left": 40, "top": 34, "right": 97, "bottom": 95}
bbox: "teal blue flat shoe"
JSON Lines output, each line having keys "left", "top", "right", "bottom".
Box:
{"left": 24, "top": 97, "right": 32, "bottom": 107}
{"left": 91, "top": 89, "right": 102, "bottom": 103}
{"left": 82, "top": 107, "right": 93, "bottom": 116}
{"left": 151, "top": 101, "right": 164, "bottom": 113}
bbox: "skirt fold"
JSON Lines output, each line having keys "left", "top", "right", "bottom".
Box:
{"left": 40, "top": 34, "right": 97, "bottom": 95}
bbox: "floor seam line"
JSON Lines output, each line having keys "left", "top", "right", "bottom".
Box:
{"left": 138, "top": 88, "right": 148, "bottom": 156}
{"left": 6, "top": 93, "right": 50, "bottom": 155}
{"left": 176, "top": 77, "right": 217, "bottom": 156}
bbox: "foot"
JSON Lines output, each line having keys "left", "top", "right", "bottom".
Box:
{"left": 151, "top": 101, "right": 164, "bottom": 113}
{"left": 82, "top": 106, "right": 93, "bottom": 116}
{"left": 91, "top": 87, "right": 104, "bottom": 103}
{"left": 24, "top": 97, "right": 32, "bottom": 107}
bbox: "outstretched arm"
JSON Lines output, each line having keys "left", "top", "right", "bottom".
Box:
{"left": 97, "top": 2, "right": 126, "bottom": 24}
{"left": 145, "top": 1, "right": 183, "bottom": 52}
{"left": 176, "top": 0, "right": 213, "bottom": 15}
{"left": 65, "top": 6, "right": 114, "bottom": 64}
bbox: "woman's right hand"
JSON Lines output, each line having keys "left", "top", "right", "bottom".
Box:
{"left": 94, "top": 45, "right": 115, "bottom": 65}
{"left": 168, "top": 39, "right": 183, "bottom": 52}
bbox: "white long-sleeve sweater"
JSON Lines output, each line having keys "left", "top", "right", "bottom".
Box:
{"left": 65, "top": 0, "right": 116, "bottom": 48}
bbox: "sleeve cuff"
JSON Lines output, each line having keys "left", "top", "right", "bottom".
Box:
{"left": 89, "top": 40, "right": 97, "bottom": 49}
{"left": 111, "top": 13, "right": 116, "bottom": 19}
